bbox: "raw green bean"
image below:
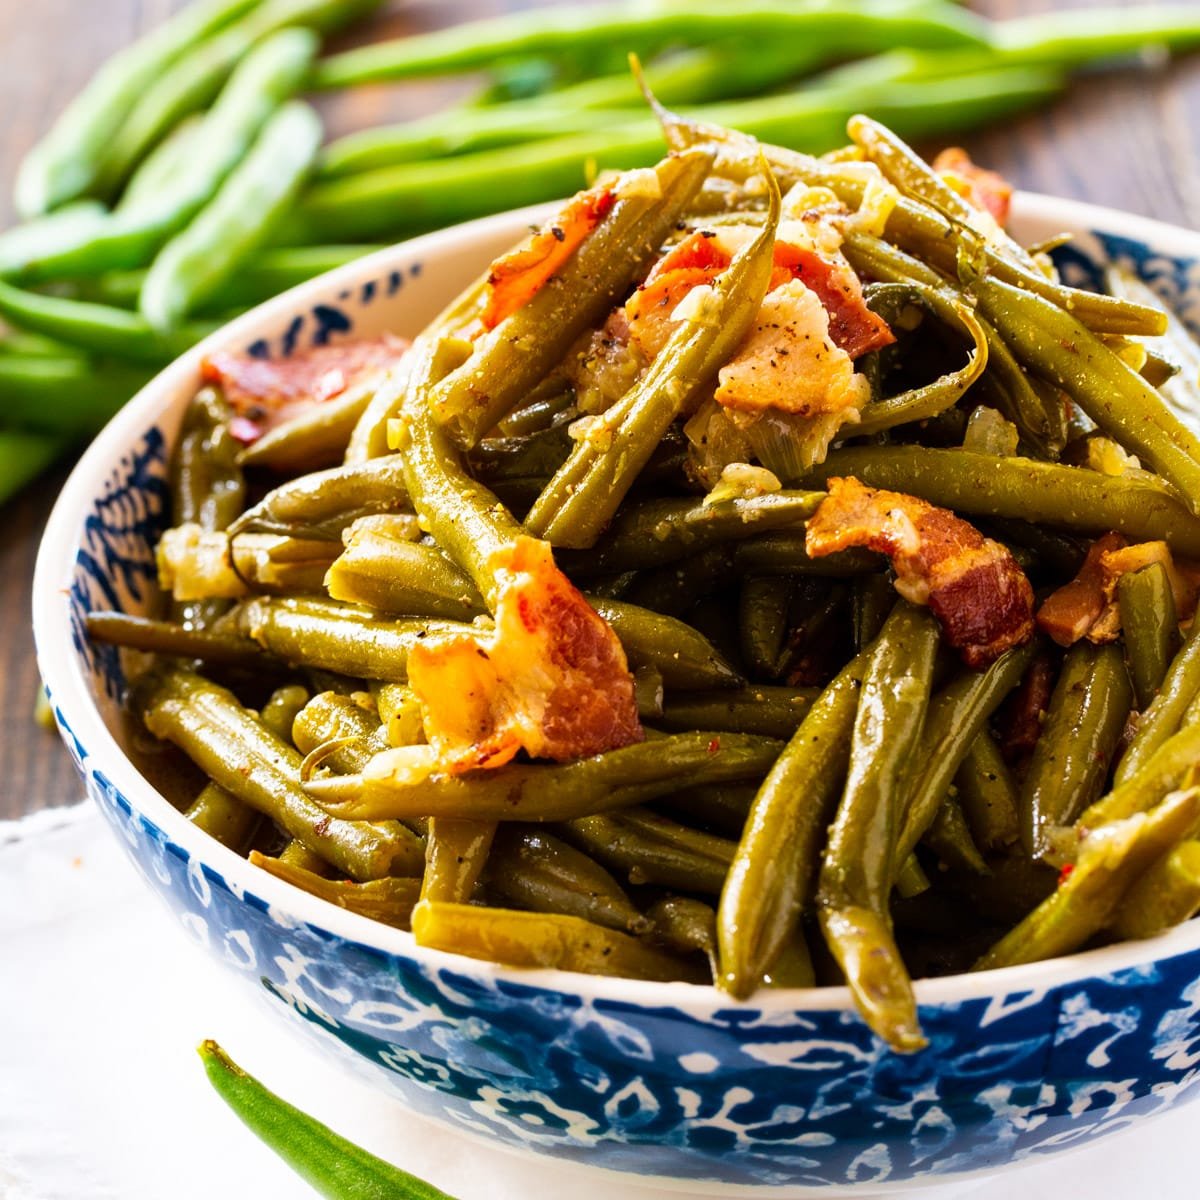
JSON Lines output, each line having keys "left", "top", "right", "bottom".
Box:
{"left": 431, "top": 148, "right": 713, "bottom": 448}
{"left": 0, "top": 203, "right": 108, "bottom": 279}
{"left": 718, "top": 655, "right": 866, "bottom": 998}
{"left": 198, "top": 1040, "right": 457, "bottom": 1200}
{"left": 657, "top": 687, "right": 819, "bottom": 740}
{"left": 1110, "top": 841, "right": 1200, "bottom": 940}
{"left": 561, "top": 807, "right": 736, "bottom": 895}
{"left": 974, "top": 276, "right": 1200, "bottom": 514}
{"left": 804, "top": 446, "right": 1200, "bottom": 557}
{"left": 956, "top": 731, "right": 1021, "bottom": 853}
{"left": 251, "top": 851, "right": 421, "bottom": 928}
{"left": 116, "top": 116, "right": 204, "bottom": 214}
{"left": 142, "top": 101, "right": 322, "bottom": 330}
{"left": 817, "top": 602, "right": 939, "bottom": 1053}
{"left": 185, "top": 781, "right": 259, "bottom": 851}
{"left": 485, "top": 827, "right": 643, "bottom": 932}
{"left": 412, "top": 900, "right": 704, "bottom": 983}
{"left": 0, "top": 356, "right": 153, "bottom": 435}
{"left": 135, "top": 667, "right": 417, "bottom": 881}
{"left": 1021, "top": 643, "right": 1132, "bottom": 857}
{"left": 13, "top": 0, "right": 256, "bottom": 216}
{"left": 975, "top": 786, "right": 1200, "bottom": 971}
{"left": 304, "top": 732, "right": 782, "bottom": 821}
{"left": 895, "top": 641, "right": 1037, "bottom": 870}
{"left": 1119, "top": 563, "right": 1180, "bottom": 710}
{"left": 1117, "top": 619, "right": 1200, "bottom": 784}
{"left": 235, "top": 596, "right": 470, "bottom": 683}
{"left": 525, "top": 167, "right": 778, "bottom": 548}
{"left": 0, "top": 431, "right": 67, "bottom": 507}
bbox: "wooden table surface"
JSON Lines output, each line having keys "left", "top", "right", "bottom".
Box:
{"left": 2, "top": 0, "right": 1198, "bottom": 820}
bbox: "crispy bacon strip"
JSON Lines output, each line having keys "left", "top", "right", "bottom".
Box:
{"left": 406, "top": 536, "right": 642, "bottom": 772}
{"left": 1037, "top": 534, "right": 1196, "bottom": 646}
{"left": 480, "top": 186, "right": 616, "bottom": 331}
{"left": 623, "top": 230, "right": 894, "bottom": 362}
{"left": 200, "top": 334, "right": 408, "bottom": 442}
{"left": 933, "top": 147, "right": 1013, "bottom": 227}
{"left": 805, "top": 476, "right": 1034, "bottom": 668}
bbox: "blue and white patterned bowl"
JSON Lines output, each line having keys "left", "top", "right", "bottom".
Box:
{"left": 32, "top": 195, "right": 1200, "bottom": 1195}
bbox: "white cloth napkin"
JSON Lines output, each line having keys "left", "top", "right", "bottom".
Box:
{"left": 0, "top": 802, "right": 1193, "bottom": 1200}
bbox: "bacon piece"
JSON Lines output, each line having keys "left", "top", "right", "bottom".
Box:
{"left": 563, "top": 308, "right": 645, "bottom": 414}
{"left": 1037, "top": 535, "right": 1196, "bottom": 646}
{"left": 805, "top": 476, "right": 1034, "bottom": 668}
{"left": 933, "top": 147, "right": 1013, "bottom": 227}
{"left": 407, "top": 536, "right": 642, "bottom": 772}
{"left": 714, "top": 279, "right": 870, "bottom": 421}
{"left": 624, "top": 229, "right": 894, "bottom": 362}
{"left": 200, "top": 334, "right": 408, "bottom": 441}
{"left": 480, "top": 186, "right": 616, "bottom": 331}
{"left": 995, "top": 650, "right": 1057, "bottom": 762}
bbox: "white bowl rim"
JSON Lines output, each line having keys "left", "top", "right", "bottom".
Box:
{"left": 32, "top": 189, "right": 1200, "bottom": 1020}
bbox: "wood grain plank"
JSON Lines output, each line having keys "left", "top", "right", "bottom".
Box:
{"left": 2, "top": 0, "right": 1198, "bottom": 818}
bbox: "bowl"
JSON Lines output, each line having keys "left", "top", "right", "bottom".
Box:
{"left": 33, "top": 193, "right": 1200, "bottom": 1196}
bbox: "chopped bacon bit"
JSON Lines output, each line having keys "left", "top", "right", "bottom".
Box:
{"left": 200, "top": 334, "right": 408, "bottom": 441}
{"left": 1037, "top": 535, "right": 1195, "bottom": 646}
{"left": 480, "top": 186, "right": 616, "bottom": 331}
{"left": 933, "top": 147, "right": 1013, "bottom": 227}
{"left": 624, "top": 230, "right": 893, "bottom": 363}
{"left": 996, "top": 651, "right": 1056, "bottom": 762}
{"left": 1057, "top": 862, "right": 1075, "bottom": 887}
{"left": 805, "top": 476, "right": 1034, "bottom": 668}
{"left": 407, "top": 536, "right": 642, "bottom": 772}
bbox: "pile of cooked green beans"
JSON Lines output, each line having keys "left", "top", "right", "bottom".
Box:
{"left": 6, "top": 0, "right": 1200, "bottom": 505}
{"left": 85, "top": 101, "right": 1200, "bottom": 1053}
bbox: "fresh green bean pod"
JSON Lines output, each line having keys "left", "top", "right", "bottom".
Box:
{"left": 185, "top": 781, "right": 259, "bottom": 851}
{"left": 956, "top": 731, "right": 1021, "bottom": 853}
{"left": 13, "top": 0, "right": 256, "bottom": 216}
{"left": 235, "top": 597, "right": 470, "bottom": 683}
{"left": 0, "top": 202, "right": 108, "bottom": 279}
{"left": 1116, "top": 620, "right": 1200, "bottom": 785}
{"left": 1110, "top": 841, "right": 1200, "bottom": 941}
{"left": 431, "top": 148, "right": 713, "bottom": 447}
{"left": 804, "top": 446, "right": 1200, "bottom": 558}
{"left": 0, "top": 432, "right": 67, "bottom": 507}
{"left": 561, "top": 808, "right": 736, "bottom": 895}
{"left": 718, "top": 655, "right": 866, "bottom": 998}
{"left": 894, "top": 641, "right": 1037, "bottom": 870}
{"left": 142, "top": 101, "right": 323, "bottom": 330}
{"left": 817, "top": 602, "right": 939, "bottom": 1053}
{"left": 526, "top": 165, "right": 777, "bottom": 548}
{"left": 0, "top": 356, "right": 153, "bottom": 435}
{"left": 135, "top": 667, "right": 418, "bottom": 881}
{"left": 116, "top": 116, "right": 204, "bottom": 214}
{"left": 1119, "top": 562, "right": 1181, "bottom": 710}
{"left": 1021, "top": 643, "right": 1132, "bottom": 857}
{"left": 304, "top": 732, "right": 782, "bottom": 821}
{"left": 975, "top": 786, "right": 1200, "bottom": 971}
{"left": 412, "top": 900, "right": 705, "bottom": 983}
{"left": 485, "top": 827, "right": 644, "bottom": 932}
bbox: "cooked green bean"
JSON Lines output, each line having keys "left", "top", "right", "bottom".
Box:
{"left": 739, "top": 577, "right": 791, "bottom": 678}
{"left": 817, "top": 602, "right": 939, "bottom": 1053}
{"left": 276, "top": 839, "right": 334, "bottom": 877}
{"left": 642, "top": 896, "right": 719, "bottom": 979}
{"left": 486, "top": 827, "right": 644, "bottom": 932}
{"left": 421, "top": 818, "right": 496, "bottom": 904}
{"left": 1110, "top": 841, "right": 1200, "bottom": 941}
{"left": 251, "top": 851, "right": 421, "bottom": 929}
{"left": 259, "top": 684, "right": 310, "bottom": 740}
{"left": 412, "top": 900, "right": 705, "bottom": 983}
{"left": 305, "top": 732, "right": 782, "bottom": 821}
{"left": 975, "top": 786, "right": 1200, "bottom": 971}
{"left": 185, "top": 781, "right": 259, "bottom": 851}
{"left": 923, "top": 795, "right": 989, "bottom": 876}
{"left": 135, "top": 667, "right": 419, "bottom": 881}
{"left": 240, "top": 390, "right": 374, "bottom": 474}
{"left": 718, "top": 656, "right": 866, "bottom": 998}
{"left": 804, "top": 446, "right": 1200, "bottom": 557}
{"left": 655, "top": 782, "right": 756, "bottom": 839}
{"left": 1078, "top": 723, "right": 1200, "bottom": 831}
{"left": 1021, "top": 643, "right": 1132, "bottom": 858}
{"left": 956, "top": 732, "right": 1021, "bottom": 853}
{"left": 657, "top": 687, "right": 819, "bottom": 740}
{"left": 1119, "top": 563, "right": 1180, "bottom": 710}
{"left": 85, "top": 612, "right": 267, "bottom": 666}
{"left": 1116, "top": 618, "right": 1200, "bottom": 784}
